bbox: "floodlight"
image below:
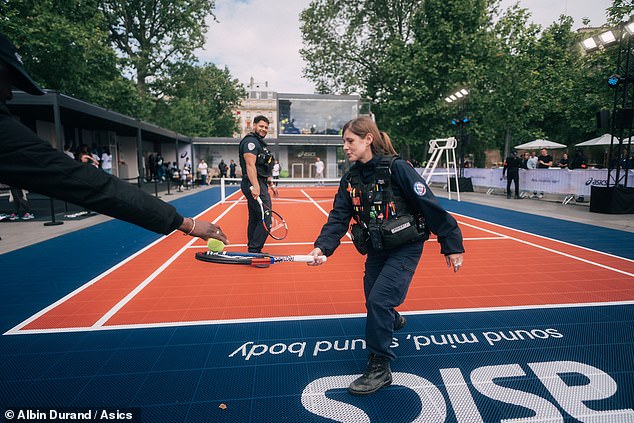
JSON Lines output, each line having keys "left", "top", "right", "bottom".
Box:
{"left": 581, "top": 37, "right": 598, "bottom": 52}
{"left": 444, "top": 97, "right": 453, "bottom": 103}
{"left": 460, "top": 89, "right": 469, "bottom": 96}
{"left": 598, "top": 30, "right": 617, "bottom": 46}
{"left": 455, "top": 91, "right": 464, "bottom": 98}
{"left": 449, "top": 95, "right": 457, "bottom": 101}
{"left": 626, "top": 21, "right": 634, "bottom": 36}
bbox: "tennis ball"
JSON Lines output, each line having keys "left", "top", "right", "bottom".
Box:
{"left": 207, "top": 238, "right": 225, "bottom": 253}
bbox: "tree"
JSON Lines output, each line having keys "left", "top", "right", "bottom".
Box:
{"left": 100, "top": 0, "right": 216, "bottom": 94}
{"left": 0, "top": 0, "right": 143, "bottom": 115}
{"left": 150, "top": 63, "right": 245, "bottom": 137}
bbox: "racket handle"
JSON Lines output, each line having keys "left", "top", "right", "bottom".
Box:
{"left": 293, "top": 255, "right": 327, "bottom": 263}
{"left": 249, "top": 186, "right": 264, "bottom": 205}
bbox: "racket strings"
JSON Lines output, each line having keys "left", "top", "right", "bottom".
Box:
{"left": 264, "top": 209, "right": 288, "bottom": 240}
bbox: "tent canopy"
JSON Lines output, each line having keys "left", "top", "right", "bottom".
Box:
{"left": 575, "top": 134, "right": 617, "bottom": 147}
{"left": 513, "top": 139, "right": 567, "bottom": 150}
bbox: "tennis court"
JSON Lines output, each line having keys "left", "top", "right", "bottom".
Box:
{"left": 1, "top": 184, "right": 633, "bottom": 422}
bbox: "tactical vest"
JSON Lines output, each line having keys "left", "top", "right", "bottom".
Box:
{"left": 240, "top": 133, "right": 274, "bottom": 178}
{"left": 346, "top": 156, "right": 427, "bottom": 253}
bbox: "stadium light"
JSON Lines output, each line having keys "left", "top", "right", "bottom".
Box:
{"left": 598, "top": 30, "right": 618, "bottom": 46}
{"left": 444, "top": 89, "right": 469, "bottom": 103}
{"left": 444, "top": 88, "right": 471, "bottom": 177}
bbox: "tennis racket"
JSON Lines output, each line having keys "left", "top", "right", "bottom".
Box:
{"left": 250, "top": 187, "right": 288, "bottom": 240}
{"left": 195, "top": 251, "right": 325, "bottom": 268}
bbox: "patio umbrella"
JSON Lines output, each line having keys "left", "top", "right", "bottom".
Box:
{"left": 575, "top": 133, "right": 617, "bottom": 147}
{"left": 513, "top": 139, "right": 567, "bottom": 150}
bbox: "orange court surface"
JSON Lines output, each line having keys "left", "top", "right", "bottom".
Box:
{"left": 8, "top": 186, "right": 634, "bottom": 335}
{"left": 2, "top": 185, "right": 633, "bottom": 422}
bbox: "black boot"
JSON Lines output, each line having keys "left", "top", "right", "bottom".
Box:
{"left": 394, "top": 314, "right": 406, "bottom": 331}
{"left": 348, "top": 354, "right": 392, "bottom": 395}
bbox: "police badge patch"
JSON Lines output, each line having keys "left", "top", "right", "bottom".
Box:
{"left": 247, "top": 142, "right": 256, "bottom": 151}
{"left": 413, "top": 181, "right": 426, "bottom": 196}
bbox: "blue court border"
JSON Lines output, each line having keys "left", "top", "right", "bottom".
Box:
{"left": 1, "top": 189, "right": 632, "bottom": 422}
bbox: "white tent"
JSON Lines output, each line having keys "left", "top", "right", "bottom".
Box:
{"left": 575, "top": 134, "right": 617, "bottom": 147}
{"left": 513, "top": 139, "right": 567, "bottom": 150}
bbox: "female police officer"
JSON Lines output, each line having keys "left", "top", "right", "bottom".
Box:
{"left": 308, "top": 117, "right": 465, "bottom": 395}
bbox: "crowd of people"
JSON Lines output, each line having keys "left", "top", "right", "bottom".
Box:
{"left": 502, "top": 148, "right": 591, "bottom": 199}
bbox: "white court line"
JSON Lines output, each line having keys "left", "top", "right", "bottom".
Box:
{"left": 303, "top": 188, "right": 632, "bottom": 277}
{"left": 455, "top": 216, "right": 634, "bottom": 278}
{"left": 93, "top": 196, "right": 244, "bottom": 328}
{"left": 9, "top": 300, "right": 634, "bottom": 335}
{"left": 186, "top": 237, "right": 505, "bottom": 250}
{"left": 4, "top": 188, "right": 243, "bottom": 335}
{"left": 6, "top": 189, "right": 631, "bottom": 335}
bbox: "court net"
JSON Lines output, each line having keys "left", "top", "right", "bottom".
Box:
{"left": 220, "top": 177, "right": 340, "bottom": 204}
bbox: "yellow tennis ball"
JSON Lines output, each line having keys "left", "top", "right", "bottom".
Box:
{"left": 207, "top": 238, "right": 225, "bottom": 252}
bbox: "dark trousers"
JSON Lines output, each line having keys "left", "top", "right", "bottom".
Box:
{"left": 506, "top": 170, "right": 519, "bottom": 197}
{"left": 9, "top": 187, "right": 30, "bottom": 214}
{"left": 241, "top": 178, "right": 272, "bottom": 253}
{"left": 363, "top": 241, "right": 424, "bottom": 360}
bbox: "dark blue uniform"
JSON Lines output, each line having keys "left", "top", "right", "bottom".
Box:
{"left": 314, "top": 156, "right": 464, "bottom": 360}
{"left": 239, "top": 132, "right": 273, "bottom": 253}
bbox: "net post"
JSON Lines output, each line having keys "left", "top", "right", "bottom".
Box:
{"left": 220, "top": 177, "right": 226, "bottom": 203}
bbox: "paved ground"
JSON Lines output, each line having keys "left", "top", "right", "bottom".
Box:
{"left": 0, "top": 183, "right": 632, "bottom": 255}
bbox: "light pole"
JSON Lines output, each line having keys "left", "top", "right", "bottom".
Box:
{"left": 581, "top": 21, "right": 634, "bottom": 213}
{"left": 444, "top": 89, "right": 470, "bottom": 178}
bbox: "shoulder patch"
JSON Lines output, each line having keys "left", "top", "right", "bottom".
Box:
{"left": 247, "top": 142, "right": 256, "bottom": 151}
{"left": 413, "top": 181, "right": 427, "bottom": 196}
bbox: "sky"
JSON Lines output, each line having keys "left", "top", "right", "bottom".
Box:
{"left": 196, "top": 0, "right": 613, "bottom": 94}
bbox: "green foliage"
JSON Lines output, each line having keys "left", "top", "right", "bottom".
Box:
{"left": 100, "top": 0, "right": 216, "bottom": 93}
{"left": 150, "top": 63, "right": 246, "bottom": 137}
{"left": 0, "top": 0, "right": 143, "bottom": 115}
{"left": 300, "top": 0, "right": 616, "bottom": 162}
{"left": 1, "top": 0, "right": 244, "bottom": 137}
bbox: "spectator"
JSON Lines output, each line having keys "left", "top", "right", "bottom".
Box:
{"left": 63, "top": 144, "right": 74, "bottom": 159}
{"left": 8, "top": 187, "right": 34, "bottom": 220}
{"left": 229, "top": 159, "right": 237, "bottom": 179}
{"left": 198, "top": 159, "right": 209, "bottom": 185}
{"left": 78, "top": 144, "right": 99, "bottom": 167}
{"left": 537, "top": 149, "right": 553, "bottom": 169}
{"left": 272, "top": 160, "right": 280, "bottom": 186}
{"left": 502, "top": 151, "right": 522, "bottom": 199}
{"left": 521, "top": 152, "right": 530, "bottom": 169}
{"left": 156, "top": 153, "right": 165, "bottom": 181}
{"left": 315, "top": 156, "right": 325, "bottom": 184}
{"left": 218, "top": 159, "right": 228, "bottom": 179}
{"left": 526, "top": 151, "right": 538, "bottom": 169}
{"left": 569, "top": 149, "right": 587, "bottom": 170}
{"left": 101, "top": 148, "right": 113, "bottom": 174}
{"left": 558, "top": 153, "right": 569, "bottom": 169}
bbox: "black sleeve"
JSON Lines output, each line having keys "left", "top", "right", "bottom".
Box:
{"left": 0, "top": 114, "right": 184, "bottom": 235}
{"left": 391, "top": 160, "right": 464, "bottom": 255}
{"left": 313, "top": 178, "right": 353, "bottom": 256}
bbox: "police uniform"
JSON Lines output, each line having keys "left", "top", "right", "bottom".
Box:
{"left": 239, "top": 131, "right": 275, "bottom": 253}
{"left": 503, "top": 152, "right": 522, "bottom": 199}
{"left": 314, "top": 156, "right": 464, "bottom": 361}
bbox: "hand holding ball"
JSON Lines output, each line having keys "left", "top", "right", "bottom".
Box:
{"left": 207, "top": 238, "right": 226, "bottom": 253}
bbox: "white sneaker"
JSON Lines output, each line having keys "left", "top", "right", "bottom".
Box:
{"left": 21, "top": 213, "right": 35, "bottom": 220}
{"left": 9, "top": 214, "right": 18, "bottom": 221}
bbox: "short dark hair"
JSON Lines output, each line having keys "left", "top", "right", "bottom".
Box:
{"left": 253, "top": 115, "right": 269, "bottom": 124}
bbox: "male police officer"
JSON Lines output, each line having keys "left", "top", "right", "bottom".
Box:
{"left": 502, "top": 150, "right": 522, "bottom": 199}
{"left": 239, "top": 115, "right": 277, "bottom": 253}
